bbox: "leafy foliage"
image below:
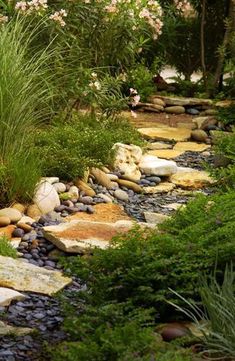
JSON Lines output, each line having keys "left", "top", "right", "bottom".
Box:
{"left": 0, "top": 236, "right": 18, "bottom": 258}
{"left": 37, "top": 112, "right": 144, "bottom": 180}
{"left": 216, "top": 104, "right": 235, "bottom": 126}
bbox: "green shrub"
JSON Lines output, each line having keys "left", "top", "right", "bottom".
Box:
{"left": 0, "top": 236, "right": 18, "bottom": 258}
{"left": 211, "top": 130, "right": 235, "bottom": 188}
{"left": 125, "top": 64, "right": 155, "bottom": 101}
{"left": 216, "top": 104, "right": 235, "bottom": 126}
{"left": 37, "top": 112, "right": 144, "bottom": 180}
{"left": 0, "top": 18, "right": 55, "bottom": 204}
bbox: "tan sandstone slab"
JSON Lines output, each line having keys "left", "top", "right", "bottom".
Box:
{"left": 0, "top": 256, "right": 71, "bottom": 295}
{"left": 170, "top": 170, "right": 215, "bottom": 189}
{"left": 66, "top": 203, "right": 131, "bottom": 223}
{"left": 138, "top": 127, "right": 191, "bottom": 142}
{"left": 147, "top": 149, "right": 184, "bottom": 159}
{"left": 173, "top": 142, "right": 211, "bottom": 152}
{"left": 0, "top": 287, "right": 26, "bottom": 306}
{"left": 43, "top": 220, "right": 135, "bottom": 253}
{"left": 0, "top": 321, "right": 33, "bottom": 337}
{"left": 144, "top": 212, "right": 170, "bottom": 224}
{"left": 143, "top": 182, "right": 176, "bottom": 194}
{"left": 153, "top": 95, "right": 213, "bottom": 107}
{"left": 147, "top": 142, "right": 172, "bottom": 150}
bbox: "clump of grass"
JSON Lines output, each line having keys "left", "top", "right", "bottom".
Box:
{"left": 0, "top": 17, "right": 55, "bottom": 205}
{"left": 0, "top": 236, "right": 18, "bottom": 258}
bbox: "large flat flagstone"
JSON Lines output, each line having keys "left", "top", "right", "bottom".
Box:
{"left": 138, "top": 127, "right": 191, "bottom": 142}
{"left": 170, "top": 170, "right": 215, "bottom": 189}
{"left": 147, "top": 149, "right": 185, "bottom": 159}
{"left": 173, "top": 142, "right": 211, "bottom": 152}
{"left": 0, "top": 287, "right": 26, "bottom": 306}
{"left": 43, "top": 220, "right": 135, "bottom": 253}
{"left": 0, "top": 256, "right": 71, "bottom": 295}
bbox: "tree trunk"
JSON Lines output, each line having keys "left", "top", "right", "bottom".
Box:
{"left": 211, "top": 0, "right": 235, "bottom": 95}
{"left": 200, "top": 0, "right": 207, "bottom": 91}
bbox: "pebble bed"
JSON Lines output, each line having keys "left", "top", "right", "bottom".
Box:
{"left": 0, "top": 150, "right": 215, "bottom": 360}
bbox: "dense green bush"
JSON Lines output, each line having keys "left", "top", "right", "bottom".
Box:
{"left": 50, "top": 190, "right": 235, "bottom": 360}
{"left": 216, "top": 104, "right": 235, "bottom": 127}
{"left": 125, "top": 64, "right": 155, "bottom": 101}
{"left": 37, "top": 112, "right": 144, "bottom": 180}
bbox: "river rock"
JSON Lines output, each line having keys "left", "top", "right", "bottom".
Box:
{"left": 0, "top": 217, "right": 10, "bottom": 227}
{"left": 192, "top": 116, "right": 217, "bottom": 130}
{"left": 138, "top": 127, "right": 191, "bottom": 142}
{"left": 114, "top": 189, "right": 129, "bottom": 202}
{"left": 191, "top": 129, "right": 208, "bottom": 143}
{"left": 0, "top": 208, "right": 22, "bottom": 223}
{"left": 112, "top": 143, "right": 142, "bottom": 182}
{"left": 0, "top": 287, "right": 26, "bottom": 306}
{"left": 165, "top": 106, "right": 185, "bottom": 114}
{"left": 97, "top": 193, "right": 113, "bottom": 203}
{"left": 75, "top": 179, "right": 96, "bottom": 197}
{"left": 33, "top": 181, "right": 60, "bottom": 215}
{"left": 68, "top": 185, "right": 79, "bottom": 198}
{"left": 116, "top": 179, "right": 142, "bottom": 193}
{"left": 26, "top": 204, "right": 42, "bottom": 220}
{"left": 53, "top": 182, "right": 67, "bottom": 193}
{"left": 90, "top": 167, "right": 113, "bottom": 189}
{"left": 0, "top": 256, "right": 71, "bottom": 295}
{"left": 12, "top": 203, "right": 26, "bottom": 213}
{"left": 139, "top": 155, "right": 177, "bottom": 176}
{"left": 147, "top": 96, "right": 166, "bottom": 107}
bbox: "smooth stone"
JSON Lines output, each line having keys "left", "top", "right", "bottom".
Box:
{"left": 26, "top": 204, "right": 42, "bottom": 221}
{"left": 112, "top": 143, "right": 142, "bottom": 182}
{"left": 12, "top": 203, "right": 26, "bottom": 213}
{"left": 147, "top": 142, "right": 172, "bottom": 150}
{"left": 192, "top": 116, "right": 217, "bottom": 130}
{"left": 90, "top": 167, "right": 113, "bottom": 190}
{"left": 186, "top": 108, "right": 200, "bottom": 115}
{"left": 97, "top": 193, "right": 113, "bottom": 203}
{"left": 147, "top": 149, "right": 184, "bottom": 159}
{"left": 144, "top": 212, "right": 170, "bottom": 224}
{"left": 43, "top": 220, "right": 135, "bottom": 253}
{"left": 75, "top": 179, "right": 96, "bottom": 197}
{"left": 33, "top": 181, "right": 60, "bottom": 215}
{"left": 143, "top": 182, "right": 175, "bottom": 194}
{"left": 191, "top": 129, "right": 208, "bottom": 143}
{"left": 173, "top": 142, "right": 210, "bottom": 152}
{"left": 0, "top": 287, "right": 26, "bottom": 306}
{"left": 143, "top": 105, "right": 164, "bottom": 112}
{"left": 17, "top": 223, "right": 32, "bottom": 233}
{"left": 18, "top": 216, "right": 35, "bottom": 225}
{"left": 68, "top": 185, "right": 79, "bottom": 198}
{"left": 0, "top": 255, "right": 71, "bottom": 295}
{"left": 165, "top": 106, "right": 185, "bottom": 114}
{"left": 114, "top": 189, "right": 129, "bottom": 202}
{"left": 41, "top": 177, "right": 59, "bottom": 184}
{"left": 147, "top": 96, "right": 166, "bottom": 107}
{"left": 106, "top": 173, "right": 119, "bottom": 181}
{"left": 138, "top": 127, "right": 191, "bottom": 142}
{"left": 12, "top": 228, "right": 25, "bottom": 238}
{"left": 170, "top": 170, "right": 214, "bottom": 189}
{"left": 86, "top": 205, "right": 94, "bottom": 214}
{"left": 0, "top": 216, "right": 11, "bottom": 227}
{"left": 53, "top": 182, "right": 66, "bottom": 193}
{"left": 139, "top": 155, "right": 177, "bottom": 176}
{"left": 0, "top": 208, "right": 22, "bottom": 223}
{"left": 79, "top": 196, "right": 93, "bottom": 205}
{"left": 116, "top": 179, "right": 142, "bottom": 193}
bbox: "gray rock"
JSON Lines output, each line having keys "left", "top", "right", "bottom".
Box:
{"left": 114, "top": 189, "right": 129, "bottom": 202}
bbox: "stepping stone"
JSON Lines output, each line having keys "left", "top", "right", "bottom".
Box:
{"left": 147, "top": 149, "right": 184, "bottom": 159}
{"left": 143, "top": 182, "right": 176, "bottom": 194}
{"left": 0, "top": 321, "right": 33, "bottom": 336}
{"left": 173, "top": 142, "right": 211, "bottom": 152}
{"left": 139, "top": 155, "right": 177, "bottom": 176}
{"left": 43, "top": 220, "right": 135, "bottom": 253}
{"left": 144, "top": 212, "right": 170, "bottom": 224}
{"left": 66, "top": 204, "right": 131, "bottom": 223}
{"left": 147, "top": 142, "right": 172, "bottom": 150}
{"left": 138, "top": 127, "right": 191, "bottom": 142}
{"left": 170, "top": 170, "right": 215, "bottom": 189}
{"left": 0, "top": 287, "right": 26, "bottom": 306}
{"left": 0, "top": 256, "right": 71, "bottom": 295}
